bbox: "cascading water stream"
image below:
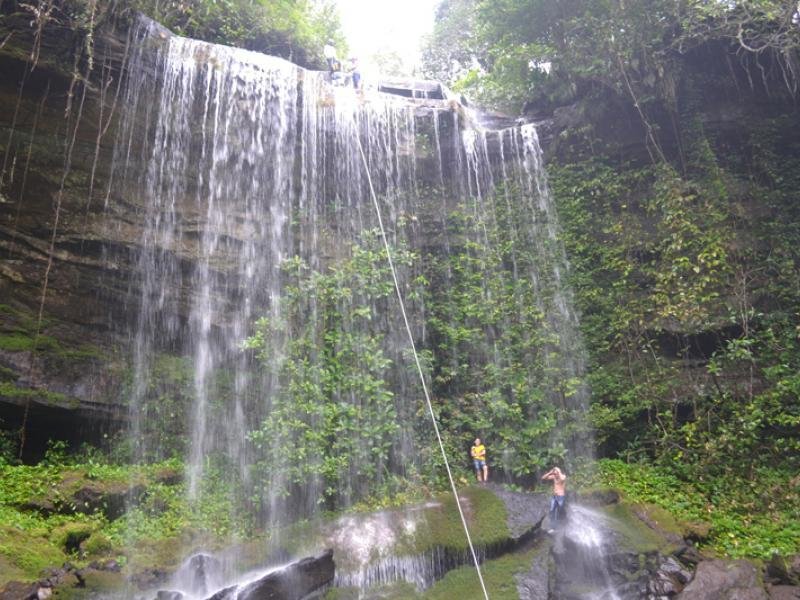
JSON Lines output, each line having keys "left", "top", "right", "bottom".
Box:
{"left": 108, "top": 15, "right": 597, "bottom": 596}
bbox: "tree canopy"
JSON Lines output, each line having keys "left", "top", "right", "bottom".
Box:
{"left": 423, "top": 0, "right": 800, "bottom": 112}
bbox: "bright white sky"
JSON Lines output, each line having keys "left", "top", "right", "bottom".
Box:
{"left": 334, "top": 0, "right": 439, "bottom": 76}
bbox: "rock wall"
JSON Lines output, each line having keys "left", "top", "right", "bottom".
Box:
{"left": 0, "top": 9, "right": 478, "bottom": 460}
{"left": 0, "top": 8, "right": 141, "bottom": 456}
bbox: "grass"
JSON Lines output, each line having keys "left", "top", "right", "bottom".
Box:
{"left": 575, "top": 459, "right": 800, "bottom": 559}
{"left": 0, "top": 457, "right": 245, "bottom": 588}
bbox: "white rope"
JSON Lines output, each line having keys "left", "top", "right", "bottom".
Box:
{"left": 355, "top": 134, "right": 490, "bottom": 600}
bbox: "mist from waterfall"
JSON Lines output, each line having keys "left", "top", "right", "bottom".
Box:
{"left": 109, "top": 14, "right": 592, "bottom": 560}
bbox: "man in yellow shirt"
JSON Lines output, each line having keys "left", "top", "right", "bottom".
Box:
{"left": 470, "top": 438, "right": 488, "bottom": 482}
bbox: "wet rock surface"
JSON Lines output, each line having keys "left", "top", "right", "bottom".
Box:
{"left": 515, "top": 545, "right": 550, "bottom": 600}
{"left": 768, "top": 586, "right": 800, "bottom": 600}
{"left": 0, "top": 560, "right": 124, "bottom": 600}
{"left": 767, "top": 554, "right": 800, "bottom": 587}
{"left": 487, "top": 484, "right": 548, "bottom": 540}
{"left": 203, "top": 549, "right": 334, "bottom": 600}
{"left": 168, "top": 553, "right": 224, "bottom": 597}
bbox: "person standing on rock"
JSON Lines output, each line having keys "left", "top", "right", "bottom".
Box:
{"left": 470, "top": 438, "right": 488, "bottom": 482}
{"left": 542, "top": 466, "right": 567, "bottom": 529}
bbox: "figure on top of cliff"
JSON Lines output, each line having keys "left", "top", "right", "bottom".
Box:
{"left": 323, "top": 40, "right": 339, "bottom": 74}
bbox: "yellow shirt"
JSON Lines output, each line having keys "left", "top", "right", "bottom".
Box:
{"left": 471, "top": 444, "right": 486, "bottom": 460}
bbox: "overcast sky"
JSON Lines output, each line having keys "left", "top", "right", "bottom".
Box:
{"left": 335, "top": 0, "right": 439, "bottom": 74}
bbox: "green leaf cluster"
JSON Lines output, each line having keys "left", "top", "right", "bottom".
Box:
{"left": 246, "top": 230, "right": 409, "bottom": 509}
{"left": 127, "top": 0, "right": 345, "bottom": 68}
{"left": 578, "top": 459, "right": 800, "bottom": 559}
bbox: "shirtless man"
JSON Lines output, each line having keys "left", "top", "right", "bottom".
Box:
{"left": 541, "top": 466, "right": 567, "bottom": 529}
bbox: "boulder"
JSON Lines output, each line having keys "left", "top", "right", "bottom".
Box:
{"left": 768, "top": 586, "right": 800, "bottom": 600}
{"left": 73, "top": 482, "right": 146, "bottom": 520}
{"left": 172, "top": 553, "right": 223, "bottom": 596}
{"left": 649, "top": 556, "right": 693, "bottom": 596}
{"left": 0, "top": 581, "right": 40, "bottom": 600}
{"left": 131, "top": 568, "right": 171, "bottom": 591}
{"left": 488, "top": 484, "right": 549, "bottom": 541}
{"left": 678, "top": 559, "right": 768, "bottom": 600}
{"left": 205, "top": 549, "right": 334, "bottom": 600}
{"left": 766, "top": 555, "right": 800, "bottom": 586}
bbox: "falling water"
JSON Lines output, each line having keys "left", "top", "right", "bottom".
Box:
{"left": 108, "top": 14, "right": 594, "bottom": 591}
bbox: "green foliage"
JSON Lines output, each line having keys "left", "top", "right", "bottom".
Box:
{"left": 422, "top": 194, "right": 588, "bottom": 477}
{"left": 424, "top": 0, "right": 799, "bottom": 113}
{"left": 578, "top": 459, "right": 800, "bottom": 559}
{"left": 0, "top": 453, "right": 243, "bottom": 585}
{"left": 549, "top": 116, "right": 800, "bottom": 477}
{"left": 126, "top": 0, "right": 345, "bottom": 68}
{"left": 246, "top": 230, "right": 409, "bottom": 508}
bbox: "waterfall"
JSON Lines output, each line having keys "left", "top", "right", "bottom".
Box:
{"left": 109, "top": 14, "right": 592, "bottom": 570}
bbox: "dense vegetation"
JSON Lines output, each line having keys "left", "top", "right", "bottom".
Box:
{"left": 0, "top": 445, "right": 244, "bottom": 589}
{"left": 127, "top": 0, "right": 344, "bottom": 66}
{"left": 1, "top": 0, "right": 343, "bottom": 68}
{"left": 423, "top": 0, "right": 800, "bottom": 558}
{"left": 1, "top": 0, "right": 799, "bottom": 591}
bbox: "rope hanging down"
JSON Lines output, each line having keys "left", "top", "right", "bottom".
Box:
{"left": 355, "top": 134, "right": 490, "bottom": 600}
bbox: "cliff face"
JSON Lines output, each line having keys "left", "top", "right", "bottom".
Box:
{"left": 531, "top": 36, "right": 800, "bottom": 458}
{"left": 0, "top": 9, "right": 139, "bottom": 455}
{"left": 0, "top": 12, "right": 454, "bottom": 457}
{"left": 4, "top": 5, "right": 795, "bottom": 475}
{"left": 0, "top": 11, "right": 536, "bottom": 464}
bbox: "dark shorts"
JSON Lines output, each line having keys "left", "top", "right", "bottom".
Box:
{"left": 473, "top": 459, "right": 486, "bottom": 470}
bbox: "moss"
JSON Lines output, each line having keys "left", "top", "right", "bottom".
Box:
{"left": 0, "top": 332, "right": 41, "bottom": 352}
{"left": 629, "top": 501, "right": 706, "bottom": 543}
{"left": 0, "top": 364, "right": 18, "bottom": 381}
{"left": 0, "top": 382, "right": 73, "bottom": 407}
{"left": 51, "top": 569, "right": 126, "bottom": 598}
{"left": 422, "top": 548, "right": 536, "bottom": 600}
{"left": 80, "top": 532, "right": 113, "bottom": 557}
{"left": 0, "top": 555, "right": 28, "bottom": 588}
{"left": 124, "top": 535, "right": 198, "bottom": 573}
{"left": 53, "top": 522, "right": 96, "bottom": 554}
{"left": 0, "top": 329, "right": 104, "bottom": 362}
{"left": 601, "top": 501, "right": 681, "bottom": 555}
{"left": 0, "top": 381, "right": 66, "bottom": 401}
{"left": 0, "top": 304, "right": 43, "bottom": 332}
{"left": 576, "top": 487, "right": 621, "bottom": 506}
{"left": 414, "top": 486, "right": 511, "bottom": 553}
{"left": 325, "top": 583, "right": 420, "bottom": 599}
{"left": 0, "top": 524, "right": 65, "bottom": 585}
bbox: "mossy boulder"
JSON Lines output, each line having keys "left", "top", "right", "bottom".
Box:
{"left": 53, "top": 522, "right": 96, "bottom": 554}
{"left": 0, "top": 523, "right": 65, "bottom": 588}
{"left": 80, "top": 532, "right": 114, "bottom": 558}
{"left": 631, "top": 501, "right": 711, "bottom": 546}
{"left": 423, "top": 547, "right": 542, "bottom": 600}
{"left": 766, "top": 553, "right": 800, "bottom": 586}
{"left": 21, "top": 468, "right": 153, "bottom": 520}
{"left": 678, "top": 559, "right": 768, "bottom": 599}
